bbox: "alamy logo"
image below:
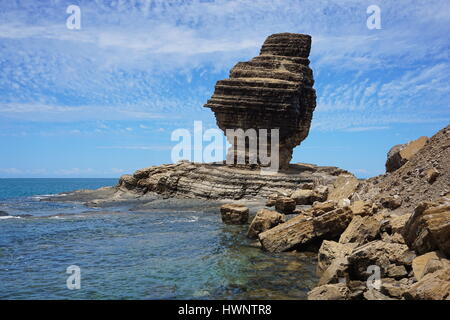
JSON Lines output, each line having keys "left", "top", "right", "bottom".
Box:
{"left": 366, "top": 265, "right": 381, "bottom": 290}
{"left": 367, "top": 5, "right": 382, "bottom": 30}
{"left": 66, "top": 5, "right": 81, "bottom": 30}
{"left": 66, "top": 265, "right": 81, "bottom": 290}
{"left": 171, "top": 121, "right": 280, "bottom": 174}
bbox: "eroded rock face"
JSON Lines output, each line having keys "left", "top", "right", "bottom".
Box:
{"left": 204, "top": 33, "right": 316, "bottom": 169}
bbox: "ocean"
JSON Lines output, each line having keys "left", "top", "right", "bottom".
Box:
{"left": 0, "top": 178, "right": 317, "bottom": 299}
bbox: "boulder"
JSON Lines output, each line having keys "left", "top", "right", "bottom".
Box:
{"left": 220, "top": 204, "right": 249, "bottom": 225}
{"left": 348, "top": 240, "right": 416, "bottom": 280}
{"left": 412, "top": 251, "right": 450, "bottom": 281}
{"left": 339, "top": 215, "right": 380, "bottom": 246}
{"left": 259, "top": 207, "right": 353, "bottom": 252}
{"left": 318, "top": 257, "right": 350, "bottom": 286}
{"left": 307, "top": 283, "right": 350, "bottom": 300}
{"left": 349, "top": 200, "right": 376, "bottom": 216}
{"left": 381, "top": 213, "right": 411, "bottom": 235}
{"left": 317, "top": 240, "right": 357, "bottom": 275}
{"left": 291, "top": 186, "right": 328, "bottom": 205}
{"left": 385, "top": 264, "right": 408, "bottom": 279}
{"left": 403, "top": 201, "right": 450, "bottom": 256}
{"left": 404, "top": 269, "right": 450, "bottom": 300}
{"left": 247, "top": 209, "right": 285, "bottom": 239}
{"left": 425, "top": 168, "right": 440, "bottom": 184}
{"left": 274, "top": 197, "right": 296, "bottom": 214}
{"left": 327, "top": 174, "right": 359, "bottom": 202}
{"left": 380, "top": 278, "right": 411, "bottom": 299}
{"left": 385, "top": 136, "right": 428, "bottom": 172}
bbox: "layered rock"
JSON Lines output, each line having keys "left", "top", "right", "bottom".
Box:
{"left": 258, "top": 206, "right": 353, "bottom": 252}
{"left": 204, "top": 33, "right": 316, "bottom": 169}
{"left": 117, "top": 161, "right": 350, "bottom": 200}
{"left": 402, "top": 199, "right": 450, "bottom": 256}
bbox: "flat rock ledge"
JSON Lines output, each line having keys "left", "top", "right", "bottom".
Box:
{"left": 117, "top": 161, "right": 351, "bottom": 200}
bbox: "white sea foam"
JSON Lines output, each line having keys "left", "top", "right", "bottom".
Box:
{"left": 0, "top": 216, "right": 20, "bottom": 220}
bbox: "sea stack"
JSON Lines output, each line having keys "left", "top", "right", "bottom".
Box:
{"left": 204, "top": 33, "right": 316, "bottom": 169}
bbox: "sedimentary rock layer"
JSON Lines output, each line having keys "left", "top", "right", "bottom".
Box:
{"left": 118, "top": 161, "right": 349, "bottom": 200}
{"left": 204, "top": 33, "right": 316, "bottom": 169}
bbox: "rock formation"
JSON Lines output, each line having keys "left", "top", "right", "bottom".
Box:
{"left": 385, "top": 136, "right": 428, "bottom": 172}
{"left": 117, "top": 161, "right": 350, "bottom": 200}
{"left": 204, "top": 33, "right": 316, "bottom": 169}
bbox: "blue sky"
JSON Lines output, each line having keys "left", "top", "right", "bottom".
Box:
{"left": 0, "top": 0, "right": 449, "bottom": 178}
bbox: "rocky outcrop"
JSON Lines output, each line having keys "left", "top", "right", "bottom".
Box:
{"left": 354, "top": 125, "right": 450, "bottom": 212}
{"left": 220, "top": 204, "right": 249, "bottom": 224}
{"left": 403, "top": 199, "right": 450, "bottom": 256}
{"left": 258, "top": 206, "right": 353, "bottom": 252}
{"left": 385, "top": 136, "right": 428, "bottom": 172}
{"left": 117, "top": 161, "right": 350, "bottom": 200}
{"left": 204, "top": 33, "right": 316, "bottom": 169}
{"left": 247, "top": 209, "right": 285, "bottom": 239}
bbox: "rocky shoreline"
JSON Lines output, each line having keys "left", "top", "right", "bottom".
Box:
{"left": 45, "top": 125, "right": 449, "bottom": 300}
{"left": 43, "top": 32, "right": 449, "bottom": 300}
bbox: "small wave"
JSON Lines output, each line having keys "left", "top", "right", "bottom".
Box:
{"left": 0, "top": 216, "right": 20, "bottom": 220}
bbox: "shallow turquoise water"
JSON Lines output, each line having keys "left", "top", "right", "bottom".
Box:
{"left": 0, "top": 179, "right": 317, "bottom": 299}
